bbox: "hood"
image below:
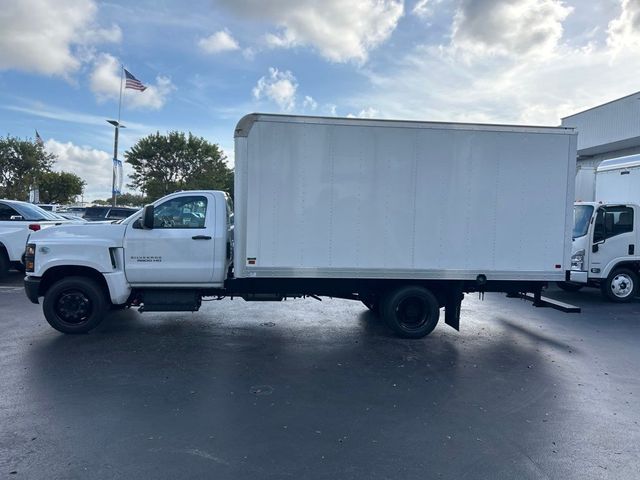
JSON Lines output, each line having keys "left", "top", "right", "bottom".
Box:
{"left": 30, "top": 222, "right": 127, "bottom": 246}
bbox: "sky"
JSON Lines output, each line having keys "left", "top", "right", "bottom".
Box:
{"left": 1, "top": 0, "right": 640, "bottom": 201}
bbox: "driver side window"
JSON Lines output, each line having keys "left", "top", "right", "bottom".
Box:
{"left": 153, "top": 196, "right": 207, "bottom": 229}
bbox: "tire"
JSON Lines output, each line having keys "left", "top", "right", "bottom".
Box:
{"left": 381, "top": 286, "right": 440, "bottom": 338}
{"left": 13, "top": 262, "right": 25, "bottom": 274}
{"left": 0, "top": 250, "right": 9, "bottom": 281}
{"left": 601, "top": 268, "right": 638, "bottom": 303}
{"left": 43, "top": 276, "right": 108, "bottom": 333}
{"left": 556, "top": 281, "right": 583, "bottom": 292}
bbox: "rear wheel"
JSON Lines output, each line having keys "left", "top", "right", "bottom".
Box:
{"left": 43, "top": 276, "right": 108, "bottom": 333}
{"left": 601, "top": 269, "right": 638, "bottom": 303}
{"left": 381, "top": 286, "right": 440, "bottom": 338}
{"left": 556, "top": 281, "right": 583, "bottom": 292}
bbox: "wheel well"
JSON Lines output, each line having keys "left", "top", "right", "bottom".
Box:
{"left": 39, "top": 266, "right": 109, "bottom": 298}
{"left": 607, "top": 262, "right": 640, "bottom": 276}
{"left": 0, "top": 243, "right": 8, "bottom": 259}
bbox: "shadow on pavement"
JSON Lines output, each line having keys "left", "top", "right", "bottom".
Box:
{"left": 15, "top": 303, "right": 574, "bottom": 480}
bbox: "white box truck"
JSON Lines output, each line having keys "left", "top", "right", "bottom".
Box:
{"left": 566, "top": 153, "right": 640, "bottom": 301}
{"left": 24, "top": 114, "right": 578, "bottom": 337}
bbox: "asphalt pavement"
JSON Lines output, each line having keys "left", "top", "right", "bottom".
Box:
{"left": 1, "top": 270, "right": 639, "bottom": 479}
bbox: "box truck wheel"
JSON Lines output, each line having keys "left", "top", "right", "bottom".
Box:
{"left": 601, "top": 269, "right": 638, "bottom": 303}
{"left": 43, "top": 276, "right": 108, "bottom": 334}
{"left": 381, "top": 286, "right": 440, "bottom": 338}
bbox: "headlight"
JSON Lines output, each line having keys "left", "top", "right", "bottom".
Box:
{"left": 570, "top": 249, "right": 585, "bottom": 271}
{"left": 25, "top": 244, "right": 36, "bottom": 256}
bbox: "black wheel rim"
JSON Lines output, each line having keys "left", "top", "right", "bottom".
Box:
{"left": 396, "top": 297, "right": 429, "bottom": 331}
{"left": 54, "top": 289, "right": 93, "bottom": 325}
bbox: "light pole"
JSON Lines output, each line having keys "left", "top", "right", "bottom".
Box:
{"left": 107, "top": 120, "right": 125, "bottom": 207}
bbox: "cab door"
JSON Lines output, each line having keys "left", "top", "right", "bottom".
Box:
{"left": 589, "top": 205, "right": 636, "bottom": 276}
{"left": 124, "top": 194, "right": 216, "bottom": 284}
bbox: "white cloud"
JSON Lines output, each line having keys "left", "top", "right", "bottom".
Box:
{"left": 45, "top": 139, "right": 121, "bottom": 201}
{"left": 346, "top": 107, "right": 379, "bottom": 118}
{"left": 325, "top": 104, "right": 338, "bottom": 116}
{"left": 302, "top": 95, "right": 318, "bottom": 111}
{"left": 357, "top": 107, "right": 379, "bottom": 118}
{"left": 452, "top": 0, "right": 573, "bottom": 58}
{"left": 263, "top": 31, "right": 296, "bottom": 49}
{"left": 354, "top": 32, "right": 640, "bottom": 128}
{"left": 413, "top": 0, "right": 442, "bottom": 19}
{"left": 607, "top": 0, "right": 640, "bottom": 51}
{"left": 89, "top": 53, "right": 176, "bottom": 110}
{"left": 217, "top": 0, "right": 404, "bottom": 63}
{"left": 0, "top": 0, "right": 120, "bottom": 77}
{"left": 252, "top": 68, "right": 298, "bottom": 112}
{"left": 198, "top": 30, "right": 240, "bottom": 54}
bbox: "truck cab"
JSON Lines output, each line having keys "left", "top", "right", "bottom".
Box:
{"left": 568, "top": 201, "right": 640, "bottom": 301}
{"left": 24, "top": 190, "right": 233, "bottom": 333}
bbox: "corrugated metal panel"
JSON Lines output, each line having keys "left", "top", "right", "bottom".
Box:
{"left": 562, "top": 92, "right": 640, "bottom": 154}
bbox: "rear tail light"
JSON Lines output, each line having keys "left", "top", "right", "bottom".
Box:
{"left": 25, "top": 243, "right": 36, "bottom": 273}
{"left": 29, "top": 224, "right": 41, "bottom": 231}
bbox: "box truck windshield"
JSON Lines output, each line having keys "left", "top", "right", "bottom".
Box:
{"left": 573, "top": 205, "right": 593, "bottom": 239}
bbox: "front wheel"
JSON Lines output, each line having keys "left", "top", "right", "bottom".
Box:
{"left": 601, "top": 269, "right": 638, "bottom": 303}
{"left": 43, "top": 276, "right": 108, "bottom": 333}
{"left": 381, "top": 286, "right": 440, "bottom": 338}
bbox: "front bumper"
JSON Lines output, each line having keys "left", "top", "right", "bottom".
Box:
{"left": 24, "top": 276, "right": 41, "bottom": 304}
{"left": 569, "top": 270, "right": 588, "bottom": 284}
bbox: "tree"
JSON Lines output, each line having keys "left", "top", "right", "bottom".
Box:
{"left": 38, "top": 171, "right": 86, "bottom": 204}
{"left": 94, "top": 192, "right": 148, "bottom": 207}
{"left": 114, "top": 192, "right": 148, "bottom": 207}
{"left": 125, "top": 131, "right": 233, "bottom": 201}
{"left": 0, "top": 136, "right": 54, "bottom": 200}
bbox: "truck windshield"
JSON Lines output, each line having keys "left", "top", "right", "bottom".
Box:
{"left": 573, "top": 205, "right": 594, "bottom": 239}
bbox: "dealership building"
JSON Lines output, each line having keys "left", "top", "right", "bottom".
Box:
{"left": 561, "top": 91, "right": 640, "bottom": 200}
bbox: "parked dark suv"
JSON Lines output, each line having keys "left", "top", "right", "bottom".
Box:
{"left": 83, "top": 206, "right": 138, "bottom": 221}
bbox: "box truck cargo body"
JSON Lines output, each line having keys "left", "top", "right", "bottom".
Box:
{"left": 24, "top": 114, "right": 579, "bottom": 338}
{"left": 234, "top": 115, "right": 577, "bottom": 281}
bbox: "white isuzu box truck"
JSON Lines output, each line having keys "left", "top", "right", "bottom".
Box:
{"left": 566, "top": 154, "right": 640, "bottom": 301}
{"left": 24, "top": 114, "right": 578, "bottom": 338}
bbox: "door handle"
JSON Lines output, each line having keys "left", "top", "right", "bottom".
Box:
{"left": 192, "top": 235, "right": 212, "bottom": 240}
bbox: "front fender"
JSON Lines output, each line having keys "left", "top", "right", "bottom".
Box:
{"left": 600, "top": 258, "right": 640, "bottom": 279}
{"left": 33, "top": 242, "right": 115, "bottom": 276}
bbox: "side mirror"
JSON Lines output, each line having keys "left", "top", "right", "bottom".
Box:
{"left": 142, "top": 204, "right": 155, "bottom": 229}
{"left": 592, "top": 244, "right": 599, "bottom": 253}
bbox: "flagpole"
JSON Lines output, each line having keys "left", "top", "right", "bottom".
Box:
{"left": 118, "top": 65, "right": 124, "bottom": 123}
{"left": 111, "top": 66, "right": 125, "bottom": 207}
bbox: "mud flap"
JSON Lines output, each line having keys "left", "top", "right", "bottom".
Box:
{"left": 444, "top": 283, "right": 464, "bottom": 331}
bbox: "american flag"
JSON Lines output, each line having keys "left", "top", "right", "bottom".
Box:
{"left": 124, "top": 69, "right": 147, "bottom": 91}
{"left": 35, "top": 130, "right": 44, "bottom": 146}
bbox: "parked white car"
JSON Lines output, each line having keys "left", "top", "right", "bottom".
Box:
{"left": 0, "top": 199, "right": 68, "bottom": 279}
